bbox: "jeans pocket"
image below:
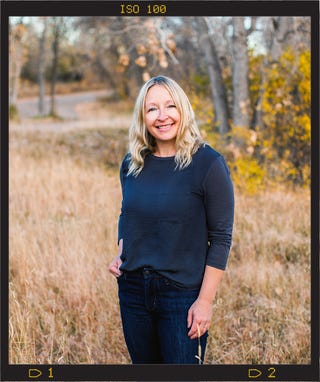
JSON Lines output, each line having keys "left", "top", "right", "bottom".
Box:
{"left": 161, "top": 274, "right": 199, "bottom": 292}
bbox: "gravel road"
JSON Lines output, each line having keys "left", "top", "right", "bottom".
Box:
{"left": 10, "top": 89, "right": 132, "bottom": 132}
{"left": 16, "top": 90, "right": 110, "bottom": 119}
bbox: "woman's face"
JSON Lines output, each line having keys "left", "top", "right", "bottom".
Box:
{"left": 144, "top": 85, "right": 181, "bottom": 147}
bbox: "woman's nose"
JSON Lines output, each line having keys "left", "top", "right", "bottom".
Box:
{"left": 157, "top": 108, "right": 167, "bottom": 121}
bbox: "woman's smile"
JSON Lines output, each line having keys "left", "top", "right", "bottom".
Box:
{"left": 155, "top": 122, "right": 175, "bottom": 130}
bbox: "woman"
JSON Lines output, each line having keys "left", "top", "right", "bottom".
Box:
{"left": 109, "top": 75, "right": 234, "bottom": 364}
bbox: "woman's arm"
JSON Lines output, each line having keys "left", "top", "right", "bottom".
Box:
{"left": 187, "top": 265, "right": 224, "bottom": 339}
{"left": 108, "top": 238, "right": 123, "bottom": 277}
{"left": 187, "top": 155, "right": 234, "bottom": 339}
{"left": 110, "top": 155, "right": 128, "bottom": 278}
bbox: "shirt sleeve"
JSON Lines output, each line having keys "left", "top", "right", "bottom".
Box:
{"left": 203, "top": 155, "right": 234, "bottom": 270}
{"left": 117, "top": 155, "right": 129, "bottom": 244}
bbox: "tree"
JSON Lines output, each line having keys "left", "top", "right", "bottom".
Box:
{"left": 9, "top": 17, "right": 27, "bottom": 115}
{"left": 232, "top": 17, "right": 250, "bottom": 129}
{"left": 197, "top": 17, "right": 230, "bottom": 136}
{"left": 250, "top": 17, "right": 310, "bottom": 134}
{"left": 38, "top": 17, "right": 48, "bottom": 117}
{"left": 48, "top": 17, "right": 64, "bottom": 116}
{"left": 268, "top": 17, "right": 295, "bottom": 61}
{"left": 74, "top": 16, "right": 181, "bottom": 99}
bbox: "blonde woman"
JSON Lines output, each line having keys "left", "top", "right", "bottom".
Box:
{"left": 109, "top": 76, "right": 234, "bottom": 364}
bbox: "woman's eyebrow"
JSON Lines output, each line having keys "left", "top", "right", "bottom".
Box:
{"left": 146, "top": 99, "right": 174, "bottom": 106}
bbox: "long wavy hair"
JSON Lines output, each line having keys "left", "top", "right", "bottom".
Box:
{"left": 128, "top": 75, "right": 204, "bottom": 176}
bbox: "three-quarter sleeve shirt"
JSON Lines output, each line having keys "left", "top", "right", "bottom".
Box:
{"left": 118, "top": 144, "right": 234, "bottom": 288}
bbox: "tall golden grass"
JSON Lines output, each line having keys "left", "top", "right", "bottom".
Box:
{"left": 9, "top": 128, "right": 310, "bottom": 364}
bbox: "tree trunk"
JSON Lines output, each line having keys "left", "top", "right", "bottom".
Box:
{"left": 9, "top": 19, "right": 25, "bottom": 108}
{"left": 50, "top": 17, "right": 60, "bottom": 116}
{"left": 232, "top": 17, "right": 250, "bottom": 129}
{"left": 198, "top": 17, "right": 230, "bottom": 136}
{"left": 251, "top": 61, "right": 266, "bottom": 131}
{"left": 38, "top": 17, "right": 48, "bottom": 117}
{"left": 269, "top": 17, "right": 294, "bottom": 61}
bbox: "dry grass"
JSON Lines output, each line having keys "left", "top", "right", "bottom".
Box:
{"left": 206, "top": 189, "right": 311, "bottom": 364}
{"left": 9, "top": 128, "right": 311, "bottom": 364}
{"left": 9, "top": 129, "right": 128, "bottom": 364}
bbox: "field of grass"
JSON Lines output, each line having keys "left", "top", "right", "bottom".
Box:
{"left": 9, "top": 127, "right": 311, "bottom": 364}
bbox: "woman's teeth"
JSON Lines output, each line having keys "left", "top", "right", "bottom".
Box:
{"left": 156, "top": 123, "right": 173, "bottom": 129}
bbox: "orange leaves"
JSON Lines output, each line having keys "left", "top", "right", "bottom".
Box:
{"left": 136, "top": 43, "right": 147, "bottom": 55}
{"left": 142, "top": 72, "right": 151, "bottom": 82}
{"left": 118, "top": 54, "right": 130, "bottom": 67}
{"left": 114, "top": 20, "right": 177, "bottom": 75}
{"left": 134, "top": 56, "right": 147, "bottom": 67}
{"left": 157, "top": 48, "right": 168, "bottom": 68}
{"left": 166, "top": 38, "right": 176, "bottom": 53}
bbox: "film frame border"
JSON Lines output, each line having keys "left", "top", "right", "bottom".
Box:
{"left": 1, "top": 1, "right": 319, "bottom": 381}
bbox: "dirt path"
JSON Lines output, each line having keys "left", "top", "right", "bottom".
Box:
{"left": 10, "top": 90, "right": 132, "bottom": 132}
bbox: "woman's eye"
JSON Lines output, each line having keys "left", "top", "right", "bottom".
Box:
{"left": 168, "top": 104, "right": 176, "bottom": 108}
{"left": 147, "top": 107, "right": 157, "bottom": 112}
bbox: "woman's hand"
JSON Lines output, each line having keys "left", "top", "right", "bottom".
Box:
{"left": 187, "top": 265, "right": 224, "bottom": 339}
{"left": 187, "top": 298, "right": 213, "bottom": 339}
{"left": 108, "top": 255, "right": 123, "bottom": 278}
{"left": 109, "top": 239, "right": 123, "bottom": 278}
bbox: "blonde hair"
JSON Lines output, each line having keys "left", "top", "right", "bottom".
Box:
{"left": 128, "top": 76, "right": 204, "bottom": 176}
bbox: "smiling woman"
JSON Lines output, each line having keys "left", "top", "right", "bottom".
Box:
{"left": 108, "top": 75, "right": 235, "bottom": 364}
{"left": 126, "top": 76, "right": 205, "bottom": 176}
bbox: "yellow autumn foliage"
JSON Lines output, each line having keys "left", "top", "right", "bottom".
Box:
{"left": 192, "top": 47, "right": 310, "bottom": 193}
{"left": 261, "top": 48, "right": 310, "bottom": 187}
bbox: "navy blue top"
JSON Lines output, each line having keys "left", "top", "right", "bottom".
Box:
{"left": 118, "top": 144, "right": 234, "bottom": 288}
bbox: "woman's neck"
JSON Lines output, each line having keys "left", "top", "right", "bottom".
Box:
{"left": 153, "top": 143, "right": 176, "bottom": 158}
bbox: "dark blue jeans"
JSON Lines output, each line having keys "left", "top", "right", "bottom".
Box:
{"left": 117, "top": 268, "right": 208, "bottom": 364}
